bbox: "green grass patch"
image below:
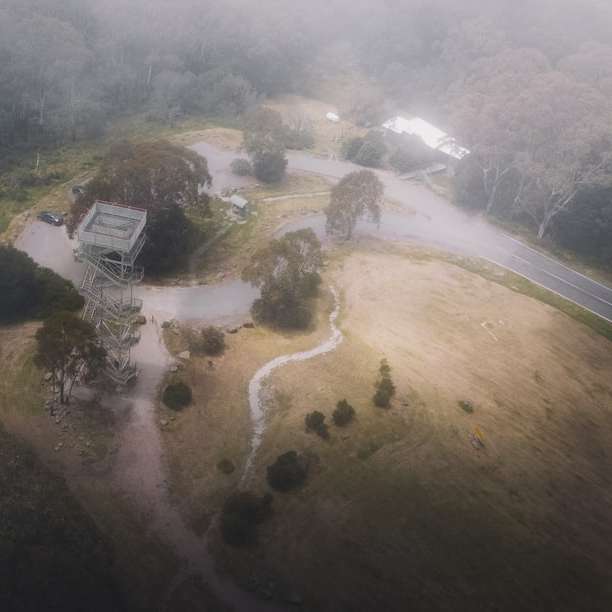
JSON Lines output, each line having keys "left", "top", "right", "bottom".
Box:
{"left": 0, "top": 349, "right": 45, "bottom": 416}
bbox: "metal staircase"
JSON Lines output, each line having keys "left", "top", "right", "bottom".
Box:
{"left": 76, "top": 201, "right": 147, "bottom": 386}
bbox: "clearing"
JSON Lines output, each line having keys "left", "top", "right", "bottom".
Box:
{"left": 161, "top": 242, "right": 612, "bottom": 611}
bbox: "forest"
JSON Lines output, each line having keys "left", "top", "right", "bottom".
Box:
{"left": 1, "top": 0, "right": 611, "bottom": 264}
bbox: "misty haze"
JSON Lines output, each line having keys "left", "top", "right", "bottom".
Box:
{"left": 1, "top": 1, "right": 612, "bottom": 610}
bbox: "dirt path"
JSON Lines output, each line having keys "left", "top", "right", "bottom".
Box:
{"left": 241, "top": 288, "right": 343, "bottom": 483}
{"left": 114, "top": 311, "right": 285, "bottom": 610}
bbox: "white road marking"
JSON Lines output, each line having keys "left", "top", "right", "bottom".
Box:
{"left": 481, "top": 257, "right": 612, "bottom": 325}
{"left": 510, "top": 254, "right": 612, "bottom": 309}
{"left": 501, "top": 232, "right": 612, "bottom": 296}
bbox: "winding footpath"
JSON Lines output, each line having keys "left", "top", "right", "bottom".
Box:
{"left": 242, "top": 287, "right": 343, "bottom": 483}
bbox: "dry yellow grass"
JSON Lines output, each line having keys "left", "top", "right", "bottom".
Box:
{"left": 161, "top": 244, "right": 612, "bottom": 611}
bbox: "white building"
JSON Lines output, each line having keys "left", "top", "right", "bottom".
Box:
{"left": 382, "top": 116, "right": 470, "bottom": 161}
{"left": 229, "top": 194, "right": 249, "bottom": 217}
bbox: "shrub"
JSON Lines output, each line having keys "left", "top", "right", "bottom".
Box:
{"left": 373, "top": 359, "right": 395, "bottom": 408}
{"left": 192, "top": 326, "right": 225, "bottom": 356}
{"left": 266, "top": 451, "right": 308, "bottom": 492}
{"left": 162, "top": 381, "right": 192, "bottom": 411}
{"left": 342, "top": 136, "right": 365, "bottom": 161}
{"left": 230, "top": 158, "right": 253, "bottom": 176}
{"left": 354, "top": 131, "right": 387, "bottom": 168}
{"left": 253, "top": 150, "right": 288, "bottom": 183}
{"left": 305, "top": 411, "right": 328, "bottom": 439}
{"left": 220, "top": 491, "right": 273, "bottom": 547}
{"left": 217, "top": 458, "right": 236, "bottom": 474}
{"left": 458, "top": 400, "right": 475, "bottom": 414}
{"left": 332, "top": 399, "right": 355, "bottom": 426}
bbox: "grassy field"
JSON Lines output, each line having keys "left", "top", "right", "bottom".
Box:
{"left": 160, "top": 243, "right": 612, "bottom": 611}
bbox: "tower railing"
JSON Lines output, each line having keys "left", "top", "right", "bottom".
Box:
{"left": 76, "top": 201, "right": 147, "bottom": 387}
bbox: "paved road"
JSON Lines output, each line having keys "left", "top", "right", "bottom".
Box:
{"left": 15, "top": 142, "right": 612, "bottom": 324}
{"left": 279, "top": 149, "right": 612, "bottom": 323}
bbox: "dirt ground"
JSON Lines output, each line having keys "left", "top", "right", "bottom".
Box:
{"left": 158, "top": 290, "right": 336, "bottom": 530}
{"left": 0, "top": 324, "right": 179, "bottom": 611}
{"left": 161, "top": 242, "right": 612, "bottom": 611}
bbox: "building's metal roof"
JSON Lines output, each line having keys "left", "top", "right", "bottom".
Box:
{"left": 382, "top": 116, "right": 470, "bottom": 160}
{"left": 230, "top": 194, "right": 249, "bottom": 209}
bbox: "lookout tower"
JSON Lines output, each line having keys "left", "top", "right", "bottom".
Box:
{"left": 76, "top": 201, "right": 147, "bottom": 385}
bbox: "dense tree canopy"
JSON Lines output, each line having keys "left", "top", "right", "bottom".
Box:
{"left": 243, "top": 108, "right": 287, "bottom": 183}
{"left": 70, "top": 140, "right": 212, "bottom": 275}
{"left": 242, "top": 229, "right": 323, "bottom": 328}
{"left": 326, "top": 170, "right": 384, "bottom": 240}
{"left": 0, "top": 245, "right": 83, "bottom": 323}
{"left": 35, "top": 311, "right": 106, "bottom": 404}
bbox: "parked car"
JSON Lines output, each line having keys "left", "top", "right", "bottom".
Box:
{"left": 37, "top": 211, "right": 64, "bottom": 226}
{"left": 71, "top": 185, "right": 85, "bottom": 196}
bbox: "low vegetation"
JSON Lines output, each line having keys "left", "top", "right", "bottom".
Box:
{"left": 266, "top": 451, "right": 309, "bottom": 492}
{"left": 373, "top": 359, "right": 396, "bottom": 408}
{"left": 162, "top": 381, "right": 193, "bottom": 411}
{"left": 230, "top": 158, "right": 253, "bottom": 176}
{"left": 305, "top": 411, "right": 329, "bottom": 439}
{"left": 0, "top": 246, "right": 84, "bottom": 323}
{"left": 220, "top": 491, "right": 273, "bottom": 547}
{"left": 190, "top": 326, "right": 226, "bottom": 356}
{"left": 332, "top": 399, "right": 356, "bottom": 426}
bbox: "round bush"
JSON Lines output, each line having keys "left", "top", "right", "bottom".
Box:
{"left": 220, "top": 491, "right": 273, "bottom": 547}
{"left": 332, "top": 399, "right": 355, "bottom": 426}
{"left": 230, "top": 158, "right": 253, "bottom": 176}
{"left": 201, "top": 326, "right": 225, "bottom": 355}
{"left": 162, "top": 381, "right": 192, "bottom": 411}
{"left": 266, "top": 451, "right": 308, "bottom": 492}
{"left": 305, "top": 411, "right": 328, "bottom": 439}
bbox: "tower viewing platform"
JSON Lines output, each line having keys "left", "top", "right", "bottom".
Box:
{"left": 76, "top": 201, "right": 147, "bottom": 386}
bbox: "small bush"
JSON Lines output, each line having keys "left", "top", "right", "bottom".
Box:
{"left": 217, "top": 458, "right": 236, "bottom": 474}
{"left": 231, "top": 158, "right": 253, "bottom": 176}
{"left": 253, "top": 150, "right": 287, "bottom": 183}
{"left": 220, "top": 491, "right": 273, "bottom": 547}
{"left": 373, "top": 359, "right": 395, "bottom": 408}
{"left": 162, "top": 381, "right": 192, "bottom": 411}
{"left": 194, "top": 326, "right": 225, "bottom": 356}
{"left": 458, "top": 400, "right": 475, "bottom": 414}
{"left": 342, "top": 136, "right": 365, "bottom": 161}
{"left": 266, "top": 451, "right": 308, "bottom": 492}
{"left": 332, "top": 399, "right": 355, "bottom": 426}
{"left": 305, "top": 411, "right": 328, "bottom": 439}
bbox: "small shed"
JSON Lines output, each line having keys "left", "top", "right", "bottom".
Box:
{"left": 326, "top": 112, "right": 340, "bottom": 123}
{"left": 230, "top": 194, "right": 250, "bottom": 217}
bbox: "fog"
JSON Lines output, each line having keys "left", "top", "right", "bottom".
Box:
{"left": 3, "top": 1, "right": 612, "bottom": 611}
